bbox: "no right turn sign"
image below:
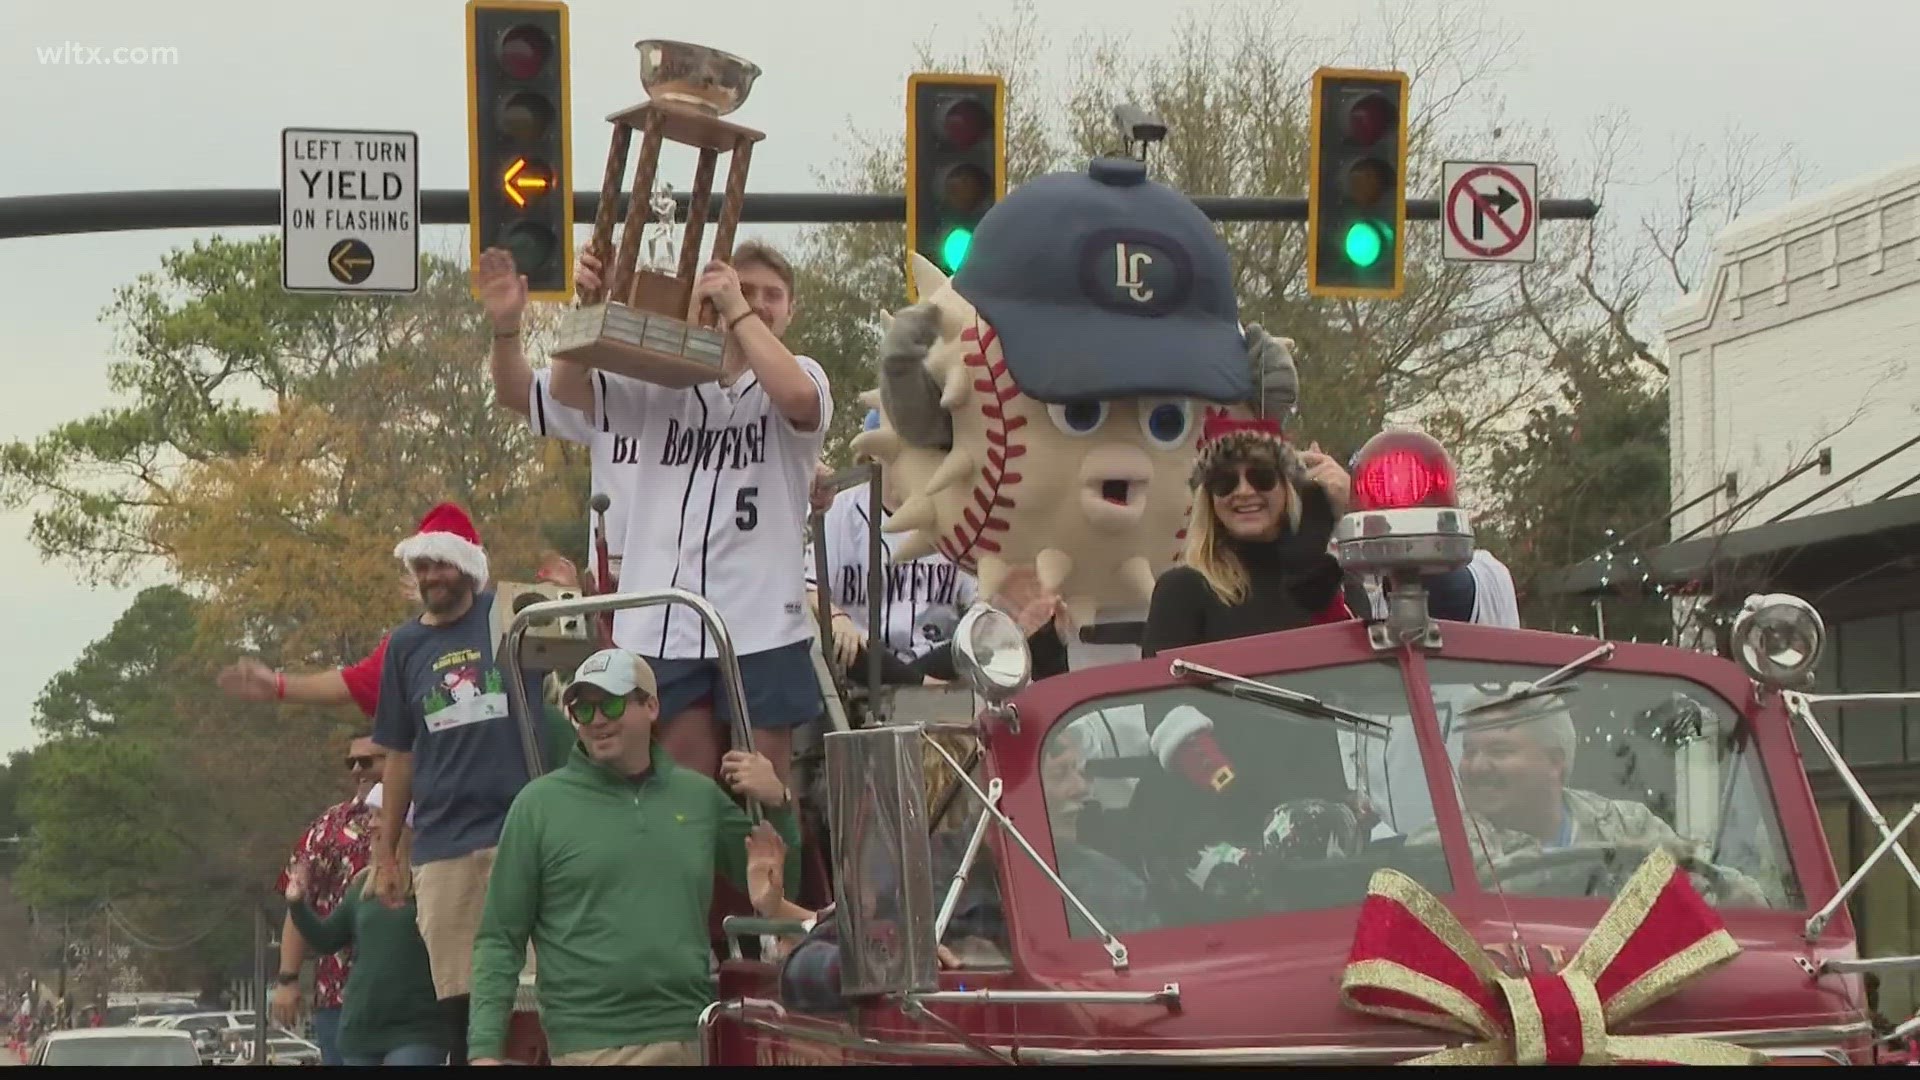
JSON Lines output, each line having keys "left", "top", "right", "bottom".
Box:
{"left": 1442, "top": 160, "right": 1537, "bottom": 264}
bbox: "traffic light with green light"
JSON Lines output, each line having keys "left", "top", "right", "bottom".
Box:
{"left": 905, "top": 72, "right": 1006, "bottom": 301}
{"left": 466, "top": 0, "right": 573, "bottom": 300}
{"left": 1306, "top": 67, "right": 1408, "bottom": 300}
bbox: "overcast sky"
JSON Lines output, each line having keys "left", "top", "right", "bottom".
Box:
{"left": 2, "top": 0, "right": 1916, "bottom": 757}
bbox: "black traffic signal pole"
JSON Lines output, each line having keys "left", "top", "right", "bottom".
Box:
{"left": 0, "top": 189, "right": 1598, "bottom": 240}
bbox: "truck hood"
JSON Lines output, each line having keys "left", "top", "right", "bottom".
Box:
{"left": 1004, "top": 909, "right": 1865, "bottom": 1059}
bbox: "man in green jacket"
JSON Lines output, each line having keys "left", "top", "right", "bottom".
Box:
{"left": 468, "top": 647, "right": 800, "bottom": 1066}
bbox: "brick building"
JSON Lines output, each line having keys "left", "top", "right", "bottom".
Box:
{"left": 1548, "top": 158, "right": 1920, "bottom": 1018}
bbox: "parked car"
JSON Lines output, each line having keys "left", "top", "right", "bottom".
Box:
{"left": 27, "top": 1026, "right": 200, "bottom": 1066}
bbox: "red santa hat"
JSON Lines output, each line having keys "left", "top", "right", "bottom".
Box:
{"left": 393, "top": 502, "right": 489, "bottom": 585}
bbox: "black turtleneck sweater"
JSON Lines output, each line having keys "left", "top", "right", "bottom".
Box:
{"left": 1141, "top": 481, "right": 1346, "bottom": 658}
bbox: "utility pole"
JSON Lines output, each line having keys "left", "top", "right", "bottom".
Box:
{"left": 55, "top": 911, "right": 68, "bottom": 1006}
{"left": 252, "top": 900, "right": 269, "bottom": 1066}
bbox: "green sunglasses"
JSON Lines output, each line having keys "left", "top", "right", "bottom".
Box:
{"left": 567, "top": 694, "right": 631, "bottom": 725}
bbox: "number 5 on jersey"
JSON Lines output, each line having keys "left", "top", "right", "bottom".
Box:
{"left": 736, "top": 487, "right": 759, "bottom": 531}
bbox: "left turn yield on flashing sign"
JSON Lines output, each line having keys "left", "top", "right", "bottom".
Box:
{"left": 282, "top": 126, "right": 420, "bottom": 294}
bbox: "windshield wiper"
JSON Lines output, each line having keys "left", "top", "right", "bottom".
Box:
{"left": 1459, "top": 642, "right": 1615, "bottom": 728}
{"left": 1169, "top": 659, "right": 1388, "bottom": 741}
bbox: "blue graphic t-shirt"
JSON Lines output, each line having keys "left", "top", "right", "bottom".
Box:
{"left": 372, "top": 591, "right": 550, "bottom": 864}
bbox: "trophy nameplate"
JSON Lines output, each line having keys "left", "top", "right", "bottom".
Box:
{"left": 553, "top": 41, "right": 766, "bottom": 389}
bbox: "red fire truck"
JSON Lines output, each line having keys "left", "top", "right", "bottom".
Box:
{"left": 503, "top": 431, "right": 1919, "bottom": 1066}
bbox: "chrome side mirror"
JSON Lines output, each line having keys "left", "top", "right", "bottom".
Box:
{"left": 1730, "top": 593, "right": 1825, "bottom": 690}
{"left": 952, "top": 603, "right": 1031, "bottom": 707}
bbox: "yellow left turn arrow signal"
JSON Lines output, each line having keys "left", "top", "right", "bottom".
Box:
{"left": 503, "top": 158, "right": 550, "bottom": 208}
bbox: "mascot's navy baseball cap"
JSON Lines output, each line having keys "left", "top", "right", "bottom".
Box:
{"left": 951, "top": 156, "right": 1253, "bottom": 406}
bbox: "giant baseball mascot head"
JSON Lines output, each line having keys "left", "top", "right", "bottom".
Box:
{"left": 852, "top": 156, "right": 1299, "bottom": 630}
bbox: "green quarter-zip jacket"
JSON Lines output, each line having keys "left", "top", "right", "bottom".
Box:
{"left": 467, "top": 744, "right": 800, "bottom": 1060}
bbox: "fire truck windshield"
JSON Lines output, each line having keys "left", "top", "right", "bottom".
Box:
{"left": 1042, "top": 660, "right": 1455, "bottom": 936}
{"left": 1401, "top": 660, "right": 1804, "bottom": 909}
{"left": 1039, "top": 659, "right": 1804, "bottom": 939}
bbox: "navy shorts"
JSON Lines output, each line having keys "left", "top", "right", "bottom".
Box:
{"left": 647, "top": 639, "right": 824, "bottom": 732}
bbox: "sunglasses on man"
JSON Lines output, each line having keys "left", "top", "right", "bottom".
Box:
{"left": 1204, "top": 461, "right": 1281, "bottom": 499}
{"left": 345, "top": 755, "right": 380, "bottom": 771}
{"left": 567, "top": 694, "right": 640, "bottom": 726}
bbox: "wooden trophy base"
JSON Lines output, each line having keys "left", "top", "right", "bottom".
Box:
{"left": 570, "top": 98, "right": 764, "bottom": 389}
{"left": 554, "top": 300, "right": 726, "bottom": 389}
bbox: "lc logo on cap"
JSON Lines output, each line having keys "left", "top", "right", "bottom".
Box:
{"left": 1080, "top": 230, "right": 1189, "bottom": 317}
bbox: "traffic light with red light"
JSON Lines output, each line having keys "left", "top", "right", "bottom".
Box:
{"left": 1306, "top": 67, "right": 1408, "bottom": 300}
{"left": 905, "top": 72, "right": 1006, "bottom": 300}
{"left": 466, "top": 0, "right": 573, "bottom": 299}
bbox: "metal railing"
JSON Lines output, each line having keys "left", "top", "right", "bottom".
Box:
{"left": 500, "top": 588, "right": 760, "bottom": 822}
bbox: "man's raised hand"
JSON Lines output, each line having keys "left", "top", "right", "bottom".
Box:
{"left": 216, "top": 657, "right": 278, "bottom": 702}
{"left": 475, "top": 248, "right": 528, "bottom": 332}
{"left": 744, "top": 822, "right": 787, "bottom": 915}
{"left": 574, "top": 249, "right": 604, "bottom": 297}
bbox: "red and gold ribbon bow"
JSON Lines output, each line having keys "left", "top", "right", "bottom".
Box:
{"left": 1340, "top": 847, "right": 1763, "bottom": 1065}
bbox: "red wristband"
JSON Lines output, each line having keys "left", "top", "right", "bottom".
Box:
{"left": 275, "top": 671, "right": 287, "bottom": 700}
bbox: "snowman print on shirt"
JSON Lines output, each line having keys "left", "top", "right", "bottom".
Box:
{"left": 422, "top": 656, "right": 510, "bottom": 733}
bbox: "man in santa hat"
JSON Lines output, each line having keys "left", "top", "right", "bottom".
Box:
{"left": 368, "top": 502, "right": 551, "bottom": 1066}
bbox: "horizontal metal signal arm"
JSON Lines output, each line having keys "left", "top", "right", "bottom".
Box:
{"left": 0, "top": 189, "right": 1602, "bottom": 239}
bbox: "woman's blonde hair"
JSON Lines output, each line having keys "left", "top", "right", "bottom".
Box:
{"left": 360, "top": 825, "right": 418, "bottom": 900}
{"left": 1181, "top": 449, "right": 1303, "bottom": 607}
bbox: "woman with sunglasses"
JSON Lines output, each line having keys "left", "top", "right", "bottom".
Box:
{"left": 1143, "top": 410, "right": 1352, "bottom": 656}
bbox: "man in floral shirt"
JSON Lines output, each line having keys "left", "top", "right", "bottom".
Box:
{"left": 273, "top": 734, "right": 384, "bottom": 1066}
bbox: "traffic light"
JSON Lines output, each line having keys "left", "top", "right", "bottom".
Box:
{"left": 466, "top": 0, "right": 573, "bottom": 299}
{"left": 905, "top": 72, "right": 1006, "bottom": 299}
{"left": 1306, "top": 67, "right": 1408, "bottom": 300}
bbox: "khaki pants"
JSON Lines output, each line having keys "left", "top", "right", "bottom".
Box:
{"left": 413, "top": 847, "right": 536, "bottom": 999}
{"left": 552, "top": 1041, "right": 698, "bottom": 1066}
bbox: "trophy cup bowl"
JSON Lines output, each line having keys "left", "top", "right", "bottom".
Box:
{"left": 636, "top": 40, "right": 761, "bottom": 116}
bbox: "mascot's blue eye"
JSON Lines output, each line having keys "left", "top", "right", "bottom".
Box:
{"left": 1139, "top": 400, "right": 1192, "bottom": 447}
{"left": 1047, "top": 402, "right": 1109, "bottom": 437}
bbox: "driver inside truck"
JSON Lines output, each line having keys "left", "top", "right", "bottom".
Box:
{"left": 1404, "top": 686, "right": 1772, "bottom": 906}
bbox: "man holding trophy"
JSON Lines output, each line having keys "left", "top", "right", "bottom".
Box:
{"left": 549, "top": 241, "right": 828, "bottom": 787}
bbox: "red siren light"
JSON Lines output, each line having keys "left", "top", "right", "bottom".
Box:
{"left": 1350, "top": 429, "right": 1458, "bottom": 511}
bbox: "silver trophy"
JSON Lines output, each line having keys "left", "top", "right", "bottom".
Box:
{"left": 553, "top": 41, "right": 766, "bottom": 388}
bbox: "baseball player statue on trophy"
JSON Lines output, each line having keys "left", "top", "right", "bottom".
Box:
{"left": 553, "top": 40, "right": 765, "bottom": 387}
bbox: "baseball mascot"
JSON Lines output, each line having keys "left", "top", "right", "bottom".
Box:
{"left": 853, "top": 156, "right": 1299, "bottom": 668}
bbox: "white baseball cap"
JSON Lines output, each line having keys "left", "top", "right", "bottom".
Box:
{"left": 563, "top": 648, "right": 658, "bottom": 704}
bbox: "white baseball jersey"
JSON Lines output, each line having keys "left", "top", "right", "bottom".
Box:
{"left": 527, "top": 367, "right": 643, "bottom": 567}
{"left": 1360, "top": 549, "right": 1521, "bottom": 628}
{"left": 804, "top": 482, "right": 977, "bottom": 663}
{"left": 593, "top": 358, "right": 832, "bottom": 659}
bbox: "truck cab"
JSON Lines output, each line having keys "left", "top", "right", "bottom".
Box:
{"left": 700, "top": 433, "right": 1907, "bottom": 1066}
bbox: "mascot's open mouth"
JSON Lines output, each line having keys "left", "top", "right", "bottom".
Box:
{"left": 1080, "top": 468, "right": 1150, "bottom": 529}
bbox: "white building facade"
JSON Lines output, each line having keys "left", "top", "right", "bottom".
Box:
{"left": 1662, "top": 161, "right": 1920, "bottom": 1022}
